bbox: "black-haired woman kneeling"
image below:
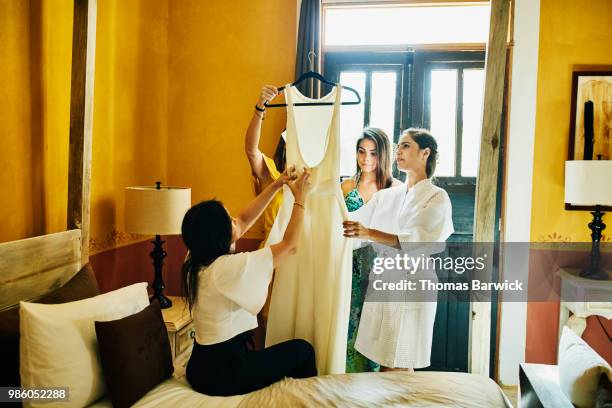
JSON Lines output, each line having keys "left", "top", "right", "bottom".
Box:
{"left": 182, "top": 168, "right": 315, "bottom": 396}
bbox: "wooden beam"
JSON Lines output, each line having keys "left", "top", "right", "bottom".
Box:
{"left": 475, "top": 0, "right": 510, "bottom": 243}
{"left": 0, "top": 230, "right": 81, "bottom": 311}
{"left": 471, "top": 0, "right": 511, "bottom": 376}
{"left": 67, "top": 0, "right": 97, "bottom": 266}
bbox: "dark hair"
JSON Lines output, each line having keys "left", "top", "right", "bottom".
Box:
{"left": 402, "top": 128, "right": 438, "bottom": 178}
{"left": 181, "top": 200, "right": 232, "bottom": 311}
{"left": 354, "top": 128, "right": 393, "bottom": 189}
{"left": 274, "top": 135, "right": 286, "bottom": 173}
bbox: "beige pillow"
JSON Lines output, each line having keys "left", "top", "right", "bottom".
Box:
{"left": 20, "top": 283, "right": 149, "bottom": 408}
{"left": 558, "top": 326, "right": 612, "bottom": 408}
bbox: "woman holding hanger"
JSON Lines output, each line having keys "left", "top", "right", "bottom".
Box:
{"left": 341, "top": 128, "right": 401, "bottom": 373}
{"left": 245, "top": 85, "right": 286, "bottom": 244}
{"left": 342, "top": 128, "right": 454, "bottom": 371}
{"left": 244, "top": 85, "right": 287, "bottom": 330}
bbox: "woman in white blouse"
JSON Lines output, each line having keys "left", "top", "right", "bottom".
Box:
{"left": 181, "top": 168, "right": 315, "bottom": 396}
{"left": 343, "top": 128, "right": 454, "bottom": 371}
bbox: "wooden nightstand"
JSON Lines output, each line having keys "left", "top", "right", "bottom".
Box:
{"left": 161, "top": 296, "right": 195, "bottom": 369}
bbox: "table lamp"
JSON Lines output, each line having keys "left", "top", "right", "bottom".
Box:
{"left": 564, "top": 160, "right": 612, "bottom": 280}
{"left": 125, "top": 182, "right": 191, "bottom": 307}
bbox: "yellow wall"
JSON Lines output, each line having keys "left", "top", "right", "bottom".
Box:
{"left": 0, "top": 0, "right": 73, "bottom": 243}
{"left": 167, "top": 0, "right": 296, "bottom": 238}
{"left": 1, "top": 1, "right": 296, "bottom": 246}
{"left": 530, "top": 0, "right": 612, "bottom": 242}
{"left": 90, "top": 0, "right": 169, "bottom": 252}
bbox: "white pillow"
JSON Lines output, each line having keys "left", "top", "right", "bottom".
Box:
{"left": 20, "top": 282, "right": 149, "bottom": 408}
{"left": 558, "top": 326, "right": 612, "bottom": 408}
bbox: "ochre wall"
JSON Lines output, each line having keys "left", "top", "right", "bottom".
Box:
{"left": 0, "top": 0, "right": 169, "bottom": 252}
{"left": 167, "top": 0, "right": 296, "bottom": 239}
{"left": 0, "top": 0, "right": 73, "bottom": 243}
{"left": 90, "top": 0, "right": 169, "bottom": 253}
{"left": 1, "top": 0, "right": 295, "bottom": 248}
{"left": 526, "top": 0, "right": 612, "bottom": 364}
{"left": 92, "top": 0, "right": 296, "bottom": 290}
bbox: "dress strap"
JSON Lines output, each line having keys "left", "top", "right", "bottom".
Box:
{"left": 355, "top": 170, "right": 362, "bottom": 186}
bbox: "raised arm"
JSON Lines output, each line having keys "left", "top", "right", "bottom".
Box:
{"left": 270, "top": 169, "right": 311, "bottom": 265}
{"left": 245, "top": 85, "right": 280, "bottom": 183}
{"left": 233, "top": 167, "right": 296, "bottom": 241}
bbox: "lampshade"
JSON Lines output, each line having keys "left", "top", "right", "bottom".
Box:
{"left": 125, "top": 186, "right": 191, "bottom": 235}
{"left": 564, "top": 161, "right": 612, "bottom": 206}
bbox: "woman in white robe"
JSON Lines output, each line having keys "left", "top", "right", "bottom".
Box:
{"left": 342, "top": 128, "right": 454, "bottom": 370}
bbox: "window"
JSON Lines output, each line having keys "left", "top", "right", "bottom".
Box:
{"left": 423, "top": 56, "right": 485, "bottom": 178}
{"left": 325, "top": 52, "right": 410, "bottom": 177}
{"left": 325, "top": 51, "right": 484, "bottom": 179}
{"left": 324, "top": 3, "right": 491, "bottom": 47}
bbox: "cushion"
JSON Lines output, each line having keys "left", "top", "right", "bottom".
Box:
{"left": 95, "top": 301, "right": 174, "bottom": 408}
{"left": 0, "top": 263, "right": 100, "bottom": 387}
{"left": 558, "top": 326, "right": 612, "bottom": 408}
{"left": 20, "top": 282, "right": 149, "bottom": 408}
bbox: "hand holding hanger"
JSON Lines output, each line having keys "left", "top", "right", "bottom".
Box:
{"left": 257, "top": 85, "right": 282, "bottom": 110}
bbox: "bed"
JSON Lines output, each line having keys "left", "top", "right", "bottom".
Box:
{"left": 0, "top": 229, "right": 512, "bottom": 408}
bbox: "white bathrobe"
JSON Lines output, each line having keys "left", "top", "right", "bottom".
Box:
{"left": 351, "top": 179, "right": 454, "bottom": 368}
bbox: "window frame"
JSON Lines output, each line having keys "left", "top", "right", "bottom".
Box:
{"left": 324, "top": 51, "right": 412, "bottom": 143}
{"left": 325, "top": 51, "right": 485, "bottom": 181}
{"left": 325, "top": 52, "right": 413, "bottom": 178}
{"left": 414, "top": 51, "right": 485, "bottom": 182}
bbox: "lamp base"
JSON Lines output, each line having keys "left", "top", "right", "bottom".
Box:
{"left": 579, "top": 268, "right": 609, "bottom": 280}
{"left": 150, "top": 235, "right": 171, "bottom": 309}
{"left": 150, "top": 293, "right": 173, "bottom": 309}
{"left": 581, "top": 206, "right": 608, "bottom": 280}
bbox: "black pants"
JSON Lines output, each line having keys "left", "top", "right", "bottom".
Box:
{"left": 186, "top": 331, "right": 317, "bottom": 396}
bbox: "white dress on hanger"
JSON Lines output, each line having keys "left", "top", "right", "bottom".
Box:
{"left": 264, "top": 85, "right": 353, "bottom": 375}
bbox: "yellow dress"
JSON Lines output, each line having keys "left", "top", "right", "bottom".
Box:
{"left": 253, "top": 154, "right": 283, "bottom": 244}
{"left": 253, "top": 154, "right": 283, "bottom": 321}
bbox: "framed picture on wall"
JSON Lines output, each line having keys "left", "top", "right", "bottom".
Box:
{"left": 568, "top": 71, "right": 612, "bottom": 161}
{"left": 566, "top": 70, "right": 612, "bottom": 211}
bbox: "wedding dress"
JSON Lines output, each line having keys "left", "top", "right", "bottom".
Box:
{"left": 264, "top": 84, "right": 352, "bottom": 375}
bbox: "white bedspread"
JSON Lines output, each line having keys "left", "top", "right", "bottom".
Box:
{"left": 88, "top": 376, "right": 244, "bottom": 408}
{"left": 89, "top": 371, "right": 511, "bottom": 408}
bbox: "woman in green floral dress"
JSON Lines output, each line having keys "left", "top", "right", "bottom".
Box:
{"left": 341, "top": 128, "right": 400, "bottom": 372}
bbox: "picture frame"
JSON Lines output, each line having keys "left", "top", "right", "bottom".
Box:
{"left": 567, "top": 70, "right": 612, "bottom": 211}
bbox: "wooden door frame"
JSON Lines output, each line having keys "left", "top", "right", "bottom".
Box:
{"left": 323, "top": 0, "right": 512, "bottom": 376}
{"left": 67, "top": 0, "right": 97, "bottom": 267}
{"left": 470, "top": 0, "right": 511, "bottom": 376}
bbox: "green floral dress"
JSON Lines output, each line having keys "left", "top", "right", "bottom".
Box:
{"left": 345, "top": 186, "right": 380, "bottom": 373}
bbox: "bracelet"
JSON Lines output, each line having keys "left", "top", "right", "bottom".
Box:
{"left": 293, "top": 202, "right": 305, "bottom": 210}
{"left": 255, "top": 104, "right": 266, "bottom": 112}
